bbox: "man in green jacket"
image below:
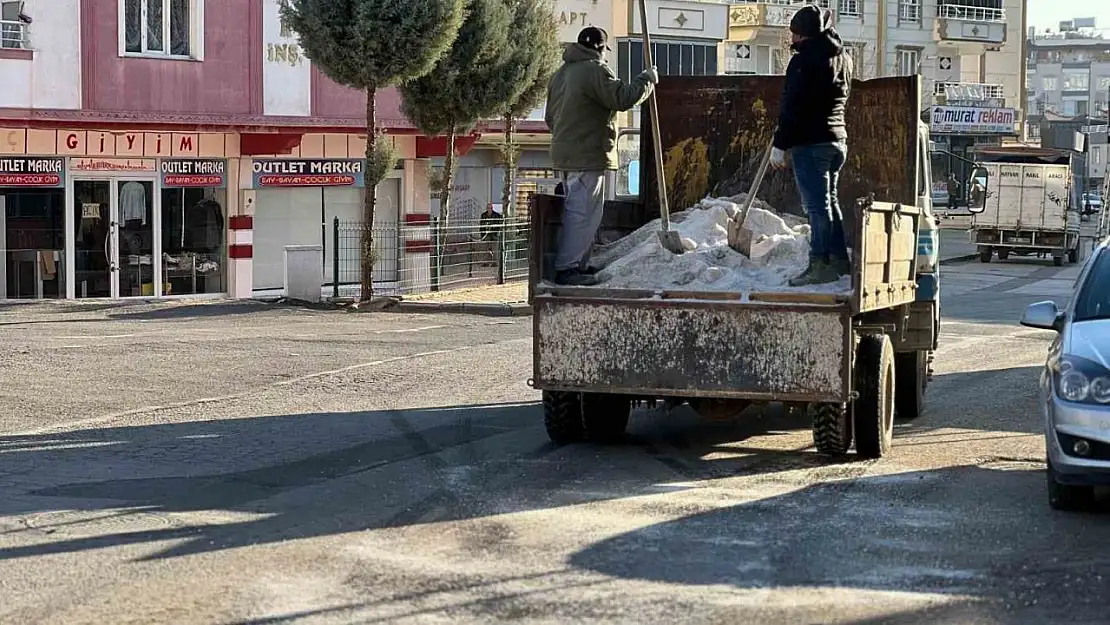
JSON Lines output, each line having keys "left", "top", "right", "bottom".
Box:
{"left": 545, "top": 26, "right": 657, "bottom": 286}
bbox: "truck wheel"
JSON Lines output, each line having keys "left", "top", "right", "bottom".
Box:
{"left": 979, "top": 248, "right": 992, "bottom": 263}
{"left": 1069, "top": 248, "right": 1079, "bottom": 264}
{"left": 996, "top": 249, "right": 1010, "bottom": 261}
{"left": 854, "top": 334, "right": 896, "bottom": 459}
{"left": 810, "top": 403, "right": 852, "bottom": 457}
{"left": 894, "top": 350, "right": 927, "bottom": 421}
{"left": 1053, "top": 255, "right": 1064, "bottom": 267}
{"left": 543, "top": 390, "right": 584, "bottom": 444}
{"left": 581, "top": 393, "right": 631, "bottom": 443}
{"left": 1047, "top": 462, "right": 1094, "bottom": 511}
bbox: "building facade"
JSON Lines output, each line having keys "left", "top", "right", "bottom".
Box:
{"left": 0, "top": 0, "right": 553, "bottom": 301}
{"left": 1026, "top": 26, "right": 1110, "bottom": 197}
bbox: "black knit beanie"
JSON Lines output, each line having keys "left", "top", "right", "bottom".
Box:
{"left": 789, "top": 4, "right": 825, "bottom": 38}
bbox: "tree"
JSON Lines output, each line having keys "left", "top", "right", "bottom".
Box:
{"left": 498, "top": 0, "right": 561, "bottom": 218}
{"left": 280, "top": 0, "right": 465, "bottom": 301}
{"left": 399, "top": 0, "right": 525, "bottom": 231}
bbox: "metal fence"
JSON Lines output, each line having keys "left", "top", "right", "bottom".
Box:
{"left": 329, "top": 216, "right": 530, "bottom": 298}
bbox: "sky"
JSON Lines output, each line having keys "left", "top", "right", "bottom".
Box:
{"left": 1028, "top": 0, "right": 1110, "bottom": 32}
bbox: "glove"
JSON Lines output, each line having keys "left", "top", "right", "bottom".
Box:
{"left": 639, "top": 66, "right": 659, "bottom": 85}
{"left": 770, "top": 147, "right": 787, "bottom": 170}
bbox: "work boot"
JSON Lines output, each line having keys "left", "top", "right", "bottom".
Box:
{"left": 554, "top": 268, "right": 599, "bottom": 286}
{"left": 789, "top": 259, "right": 838, "bottom": 287}
{"left": 830, "top": 257, "right": 850, "bottom": 276}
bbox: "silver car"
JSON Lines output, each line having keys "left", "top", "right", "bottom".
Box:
{"left": 1022, "top": 243, "right": 1110, "bottom": 510}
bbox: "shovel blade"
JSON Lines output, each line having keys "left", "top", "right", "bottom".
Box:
{"left": 657, "top": 229, "right": 691, "bottom": 254}
{"left": 727, "top": 219, "right": 754, "bottom": 256}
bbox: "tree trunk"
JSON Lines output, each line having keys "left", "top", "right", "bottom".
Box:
{"left": 441, "top": 124, "right": 457, "bottom": 226}
{"left": 360, "top": 86, "right": 378, "bottom": 302}
{"left": 500, "top": 114, "right": 517, "bottom": 216}
{"left": 433, "top": 124, "right": 457, "bottom": 292}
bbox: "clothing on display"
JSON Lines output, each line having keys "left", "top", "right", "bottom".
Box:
{"left": 119, "top": 181, "right": 148, "bottom": 225}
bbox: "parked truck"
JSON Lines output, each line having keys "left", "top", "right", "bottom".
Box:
{"left": 968, "top": 146, "right": 1080, "bottom": 266}
{"left": 528, "top": 75, "right": 986, "bottom": 459}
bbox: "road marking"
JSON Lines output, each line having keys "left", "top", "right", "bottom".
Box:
{"left": 373, "top": 325, "right": 447, "bottom": 334}
{"left": 8, "top": 338, "right": 530, "bottom": 437}
{"left": 55, "top": 334, "right": 136, "bottom": 340}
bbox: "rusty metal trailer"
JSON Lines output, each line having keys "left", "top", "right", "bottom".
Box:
{"left": 528, "top": 75, "right": 935, "bottom": 458}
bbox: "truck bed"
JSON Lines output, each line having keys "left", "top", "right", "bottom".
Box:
{"left": 531, "top": 199, "right": 919, "bottom": 403}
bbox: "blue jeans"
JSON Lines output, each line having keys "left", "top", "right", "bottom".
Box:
{"left": 792, "top": 142, "right": 848, "bottom": 263}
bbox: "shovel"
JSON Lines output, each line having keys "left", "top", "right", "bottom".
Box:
{"left": 639, "top": 0, "right": 690, "bottom": 255}
{"left": 727, "top": 140, "right": 775, "bottom": 257}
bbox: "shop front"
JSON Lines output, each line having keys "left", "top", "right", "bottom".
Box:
{"left": 0, "top": 156, "right": 66, "bottom": 300}
{"left": 65, "top": 157, "right": 228, "bottom": 299}
{"left": 249, "top": 158, "right": 401, "bottom": 295}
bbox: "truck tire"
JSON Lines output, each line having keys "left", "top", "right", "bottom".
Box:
{"left": 894, "top": 350, "right": 927, "bottom": 421}
{"left": 996, "top": 248, "right": 1010, "bottom": 261}
{"left": 854, "top": 334, "right": 896, "bottom": 459}
{"left": 581, "top": 393, "right": 631, "bottom": 443}
{"left": 1069, "top": 248, "right": 1079, "bottom": 264}
{"left": 979, "top": 248, "right": 992, "bottom": 263}
{"left": 1053, "top": 255, "right": 1064, "bottom": 267}
{"left": 1047, "top": 462, "right": 1094, "bottom": 511}
{"left": 543, "top": 390, "right": 584, "bottom": 444}
{"left": 810, "top": 403, "right": 852, "bottom": 457}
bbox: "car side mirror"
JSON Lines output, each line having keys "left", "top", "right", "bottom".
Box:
{"left": 967, "top": 166, "right": 989, "bottom": 215}
{"left": 1021, "top": 301, "right": 1063, "bottom": 331}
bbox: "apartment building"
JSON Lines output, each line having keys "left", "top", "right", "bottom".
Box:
{"left": 1025, "top": 27, "right": 1110, "bottom": 195}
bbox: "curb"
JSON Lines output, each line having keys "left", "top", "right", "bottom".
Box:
{"left": 388, "top": 301, "right": 532, "bottom": 317}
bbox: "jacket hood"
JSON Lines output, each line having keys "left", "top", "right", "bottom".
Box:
{"left": 792, "top": 27, "right": 845, "bottom": 58}
{"left": 563, "top": 43, "right": 603, "bottom": 63}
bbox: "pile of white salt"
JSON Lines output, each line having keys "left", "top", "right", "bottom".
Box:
{"left": 586, "top": 195, "right": 852, "bottom": 294}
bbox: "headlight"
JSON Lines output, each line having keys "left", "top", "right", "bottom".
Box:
{"left": 1054, "top": 356, "right": 1110, "bottom": 404}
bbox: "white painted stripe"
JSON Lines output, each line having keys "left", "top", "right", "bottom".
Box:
{"left": 231, "top": 230, "right": 253, "bottom": 245}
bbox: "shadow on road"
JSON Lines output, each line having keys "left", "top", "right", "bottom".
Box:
{"left": 903, "top": 366, "right": 1044, "bottom": 435}
{"left": 0, "top": 401, "right": 835, "bottom": 563}
{"left": 567, "top": 463, "right": 1110, "bottom": 623}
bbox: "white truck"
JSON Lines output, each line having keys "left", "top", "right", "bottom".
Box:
{"left": 969, "top": 147, "right": 1080, "bottom": 266}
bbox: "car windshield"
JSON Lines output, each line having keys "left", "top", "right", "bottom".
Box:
{"left": 1074, "top": 250, "right": 1110, "bottom": 321}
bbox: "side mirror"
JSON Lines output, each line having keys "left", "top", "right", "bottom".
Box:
{"left": 967, "top": 166, "right": 989, "bottom": 214}
{"left": 1021, "top": 301, "right": 1064, "bottom": 331}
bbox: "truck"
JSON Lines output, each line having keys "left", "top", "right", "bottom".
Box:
{"left": 527, "top": 75, "right": 985, "bottom": 458}
{"left": 968, "top": 146, "right": 1080, "bottom": 266}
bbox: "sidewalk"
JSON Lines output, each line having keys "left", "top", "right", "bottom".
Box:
{"left": 393, "top": 282, "right": 529, "bottom": 317}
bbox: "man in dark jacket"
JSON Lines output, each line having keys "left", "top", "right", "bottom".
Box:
{"left": 771, "top": 5, "right": 854, "bottom": 287}
{"left": 545, "top": 26, "right": 657, "bottom": 286}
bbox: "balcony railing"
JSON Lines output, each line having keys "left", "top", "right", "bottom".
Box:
{"left": 933, "top": 82, "right": 1005, "bottom": 99}
{"left": 0, "top": 19, "right": 30, "bottom": 49}
{"left": 937, "top": 3, "right": 1005, "bottom": 23}
{"left": 729, "top": 2, "right": 836, "bottom": 28}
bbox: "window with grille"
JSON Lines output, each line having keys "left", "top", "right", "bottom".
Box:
{"left": 121, "top": 0, "right": 202, "bottom": 58}
{"left": 899, "top": 0, "right": 921, "bottom": 22}
{"left": 897, "top": 48, "right": 920, "bottom": 76}
{"left": 616, "top": 39, "right": 719, "bottom": 82}
{"left": 838, "top": 0, "right": 860, "bottom": 17}
{"left": 0, "top": 1, "right": 28, "bottom": 49}
{"left": 1043, "top": 76, "right": 1058, "bottom": 92}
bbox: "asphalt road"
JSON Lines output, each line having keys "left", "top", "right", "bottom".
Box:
{"left": 0, "top": 257, "right": 1102, "bottom": 625}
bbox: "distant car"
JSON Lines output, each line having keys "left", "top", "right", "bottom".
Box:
{"left": 1082, "top": 193, "right": 1102, "bottom": 214}
{"left": 1022, "top": 241, "right": 1110, "bottom": 510}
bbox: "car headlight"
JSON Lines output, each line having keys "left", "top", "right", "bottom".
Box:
{"left": 1054, "top": 356, "right": 1110, "bottom": 404}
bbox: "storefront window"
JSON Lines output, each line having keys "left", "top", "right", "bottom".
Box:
{"left": 159, "top": 186, "right": 226, "bottom": 295}
{"left": 159, "top": 159, "right": 228, "bottom": 296}
{"left": 2, "top": 189, "right": 65, "bottom": 299}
